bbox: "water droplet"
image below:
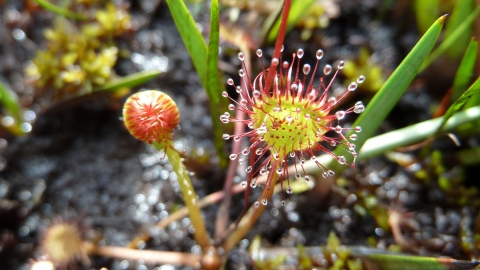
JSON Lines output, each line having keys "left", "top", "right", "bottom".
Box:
{"left": 262, "top": 198, "right": 267, "bottom": 205}
{"left": 236, "top": 86, "right": 242, "bottom": 93}
{"left": 276, "top": 167, "right": 283, "bottom": 174}
{"left": 349, "top": 134, "right": 358, "bottom": 141}
{"left": 241, "top": 181, "right": 247, "bottom": 188}
{"left": 297, "top": 49, "right": 304, "bottom": 58}
{"left": 229, "top": 154, "right": 237, "bottom": 160}
{"left": 334, "top": 125, "right": 342, "bottom": 133}
{"left": 242, "top": 148, "right": 250, "bottom": 155}
{"left": 272, "top": 58, "right": 279, "bottom": 66}
{"left": 300, "top": 157, "right": 306, "bottom": 164}
{"left": 260, "top": 167, "right": 267, "bottom": 175}
{"left": 256, "top": 148, "right": 263, "bottom": 155}
{"left": 328, "top": 170, "right": 335, "bottom": 176}
{"left": 354, "top": 101, "right": 365, "bottom": 114}
{"left": 253, "top": 90, "right": 261, "bottom": 98}
{"left": 227, "top": 78, "right": 234, "bottom": 85}
{"left": 222, "top": 91, "right": 228, "bottom": 97}
{"left": 241, "top": 99, "right": 247, "bottom": 105}
{"left": 305, "top": 113, "right": 310, "bottom": 119}
{"left": 337, "top": 156, "right": 347, "bottom": 164}
{"left": 234, "top": 136, "right": 241, "bottom": 141}
{"left": 322, "top": 172, "right": 328, "bottom": 178}
{"left": 221, "top": 118, "right": 229, "bottom": 123}
{"left": 286, "top": 187, "right": 293, "bottom": 194}
{"left": 246, "top": 166, "right": 252, "bottom": 173}
{"left": 281, "top": 200, "right": 286, "bottom": 206}
{"left": 327, "top": 97, "right": 337, "bottom": 107}
{"left": 256, "top": 49, "right": 263, "bottom": 57}
{"left": 222, "top": 134, "right": 230, "bottom": 140}
{"left": 274, "top": 154, "right": 280, "bottom": 160}
{"left": 238, "top": 69, "right": 245, "bottom": 77}
{"left": 283, "top": 61, "right": 289, "bottom": 69}
{"left": 324, "top": 65, "right": 332, "bottom": 75}
{"left": 330, "top": 141, "right": 337, "bottom": 146}
{"left": 228, "top": 104, "right": 235, "bottom": 110}
{"left": 316, "top": 49, "right": 324, "bottom": 60}
{"left": 354, "top": 126, "right": 362, "bottom": 133}
{"left": 304, "top": 176, "right": 310, "bottom": 182}
{"left": 303, "top": 64, "right": 311, "bottom": 75}
{"left": 290, "top": 152, "right": 296, "bottom": 158}
{"left": 348, "top": 82, "right": 358, "bottom": 91}
{"left": 357, "top": 75, "right": 365, "bottom": 83}
{"left": 251, "top": 181, "right": 257, "bottom": 188}
{"left": 238, "top": 52, "right": 244, "bottom": 61}
{"left": 349, "top": 144, "right": 356, "bottom": 151}
{"left": 338, "top": 61, "right": 345, "bottom": 69}
{"left": 254, "top": 201, "right": 260, "bottom": 207}
{"left": 335, "top": 111, "right": 345, "bottom": 120}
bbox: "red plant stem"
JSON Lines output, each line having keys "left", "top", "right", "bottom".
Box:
{"left": 214, "top": 49, "right": 252, "bottom": 241}
{"left": 264, "top": 0, "right": 292, "bottom": 94}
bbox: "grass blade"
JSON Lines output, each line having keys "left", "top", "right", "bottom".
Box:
{"left": 420, "top": 5, "right": 480, "bottom": 71}
{"left": 451, "top": 38, "right": 477, "bottom": 103}
{"left": 0, "top": 80, "right": 22, "bottom": 122}
{"left": 166, "top": 0, "right": 227, "bottom": 164}
{"left": 443, "top": 0, "right": 474, "bottom": 59}
{"left": 330, "top": 15, "right": 446, "bottom": 168}
{"left": 95, "top": 70, "right": 162, "bottom": 92}
{"left": 34, "top": 0, "right": 88, "bottom": 20}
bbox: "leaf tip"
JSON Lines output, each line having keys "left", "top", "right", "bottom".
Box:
{"left": 438, "top": 14, "right": 448, "bottom": 24}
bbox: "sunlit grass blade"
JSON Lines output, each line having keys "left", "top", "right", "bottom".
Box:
{"left": 414, "top": 0, "right": 439, "bottom": 33}
{"left": 362, "top": 253, "right": 479, "bottom": 270}
{"left": 166, "top": 0, "right": 227, "bottom": 164}
{"left": 420, "top": 5, "right": 480, "bottom": 71}
{"left": 35, "top": 0, "right": 88, "bottom": 20}
{"left": 326, "top": 15, "right": 446, "bottom": 170}
{"left": 266, "top": 0, "right": 316, "bottom": 43}
{"left": 95, "top": 70, "right": 162, "bottom": 92}
{"left": 207, "top": 0, "right": 228, "bottom": 166}
{"left": 0, "top": 80, "right": 23, "bottom": 122}
{"left": 358, "top": 105, "right": 480, "bottom": 160}
{"left": 443, "top": 0, "right": 474, "bottom": 59}
{"left": 451, "top": 38, "right": 477, "bottom": 103}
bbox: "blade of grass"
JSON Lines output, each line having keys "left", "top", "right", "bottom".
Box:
{"left": 436, "top": 76, "right": 480, "bottom": 132}
{"left": 206, "top": 0, "right": 227, "bottom": 167}
{"left": 0, "top": 80, "right": 22, "bottom": 122}
{"left": 95, "top": 70, "right": 162, "bottom": 92}
{"left": 420, "top": 5, "right": 480, "bottom": 71}
{"left": 327, "top": 15, "right": 446, "bottom": 171}
{"left": 266, "top": 0, "right": 316, "bottom": 44}
{"left": 34, "top": 0, "right": 88, "bottom": 20}
{"left": 443, "top": 0, "right": 474, "bottom": 59}
{"left": 165, "top": 0, "right": 227, "bottom": 165}
{"left": 451, "top": 38, "right": 477, "bottom": 103}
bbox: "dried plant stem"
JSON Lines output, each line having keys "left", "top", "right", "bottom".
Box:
{"left": 84, "top": 242, "right": 201, "bottom": 267}
{"left": 155, "top": 142, "right": 211, "bottom": 250}
{"left": 128, "top": 180, "right": 246, "bottom": 249}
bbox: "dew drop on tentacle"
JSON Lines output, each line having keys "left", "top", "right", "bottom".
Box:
{"left": 238, "top": 52, "right": 244, "bottom": 61}
{"left": 337, "top": 156, "right": 347, "bottom": 164}
{"left": 236, "top": 86, "right": 242, "bottom": 93}
{"left": 222, "top": 91, "right": 228, "bottom": 97}
{"left": 328, "top": 97, "right": 337, "bottom": 106}
{"left": 262, "top": 198, "right": 268, "bottom": 205}
{"left": 241, "top": 181, "right": 247, "bottom": 188}
{"left": 297, "top": 49, "right": 304, "bottom": 58}
{"left": 281, "top": 200, "right": 286, "bottom": 206}
{"left": 251, "top": 181, "right": 257, "bottom": 188}
{"left": 229, "top": 154, "right": 238, "bottom": 160}
{"left": 334, "top": 125, "right": 342, "bottom": 133}
{"left": 222, "top": 134, "right": 230, "bottom": 140}
{"left": 272, "top": 58, "right": 279, "bottom": 66}
{"left": 260, "top": 167, "right": 267, "bottom": 175}
{"left": 348, "top": 82, "right": 358, "bottom": 91}
{"left": 286, "top": 187, "right": 293, "bottom": 194}
{"left": 256, "top": 49, "right": 263, "bottom": 57}
{"left": 289, "top": 152, "right": 296, "bottom": 158}
{"left": 295, "top": 173, "right": 301, "bottom": 179}
{"left": 354, "top": 101, "right": 365, "bottom": 114}
{"left": 337, "top": 61, "right": 344, "bottom": 70}
{"left": 354, "top": 126, "right": 362, "bottom": 133}
{"left": 246, "top": 166, "right": 252, "bottom": 173}
{"left": 316, "top": 49, "right": 324, "bottom": 60}
{"left": 304, "top": 176, "right": 310, "bottom": 182}
{"left": 242, "top": 147, "right": 250, "bottom": 155}
{"left": 303, "top": 64, "right": 311, "bottom": 75}
{"left": 238, "top": 69, "right": 245, "bottom": 77}
{"left": 283, "top": 61, "right": 289, "bottom": 69}
{"left": 357, "top": 75, "right": 365, "bottom": 84}
{"left": 227, "top": 78, "right": 234, "bottom": 85}
{"left": 233, "top": 136, "right": 241, "bottom": 141}
{"left": 228, "top": 104, "right": 235, "bottom": 110}
{"left": 254, "top": 201, "right": 260, "bottom": 207}
{"left": 335, "top": 110, "right": 345, "bottom": 120}
{"left": 349, "top": 134, "right": 358, "bottom": 141}
{"left": 324, "top": 64, "right": 332, "bottom": 75}
{"left": 276, "top": 167, "right": 283, "bottom": 175}
{"left": 328, "top": 170, "right": 335, "bottom": 176}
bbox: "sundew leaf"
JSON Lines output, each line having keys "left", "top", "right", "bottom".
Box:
{"left": 266, "top": 0, "right": 316, "bottom": 44}
{"left": 166, "top": 0, "right": 227, "bottom": 164}
{"left": 436, "top": 77, "right": 480, "bottom": 133}
{"left": 420, "top": 5, "right": 480, "bottom": 71}
{"left": 207, "top": 0, "right": 228, "bottom": 166}
{"left": 34, "top": 0, "right": 88, "bottom": 20}
{"left": 328, "top": 15, "right": 446, "bottom": 169}
{"left": 443, "top": 0, "right": 474, "bottom": 59}
{"left": 414, "top": 0, "right": 440, "bottom": 34}
{"left": 95, "top": 70, "right": 162, "bottom": 92}
{"left": 451, "top": 38, "right": 477, "bottom": 103}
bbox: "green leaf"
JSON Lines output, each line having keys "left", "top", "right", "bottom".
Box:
{"left": 266, "top": 0, "right": 316, "bottom": 44}
{"left": 414, "top": 0, "right": 439, "bottom": 34}
{"left": 166, "top": 0, "right": 227, "bottom": 165}
{"left": 0, "top": 80, "right": 23, "bottom": 122}
{"left": 451, "top": 38, "right": 477, "bottom": 103}
{"left": 421, "top": 5, "right": 480, "bottom": 71}
{"left": 436, "top": 76, "right": 480, "bottom": 132}
{"left": 34, "top": 0, "right": 88, "bottom": 20}
{"left": 207, "top": 0, "right": 228, "bottom": 166}
{"left": 329, "top": 15, "right": 446, "bottom": 170}
{"left": 443, "top": 0, "right": 474, "bottom": 59}
{"left": 95, "top": 70, "right": 161, "bottom": 92}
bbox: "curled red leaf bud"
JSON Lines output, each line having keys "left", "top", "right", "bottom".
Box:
{"left": 123, "top": 90, "right": 180, "bottom": 144}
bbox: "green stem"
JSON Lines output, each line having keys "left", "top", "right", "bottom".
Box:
{"left": 35, "top": 0, "right": 88, "bottom": 20}
{"left": 155, "top": 142, "right": 211, "bottom": 251}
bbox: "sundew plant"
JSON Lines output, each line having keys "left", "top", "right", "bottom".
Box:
{"left": 221, "top": 48, "right": 365, "bottom": 205}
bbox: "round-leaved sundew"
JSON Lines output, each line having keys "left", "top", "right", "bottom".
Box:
{"left": 222, "top": 48, "right": 365, "bottom": 204}
{"left": 123, "top": 90, "right": 180, "bottom": 145}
